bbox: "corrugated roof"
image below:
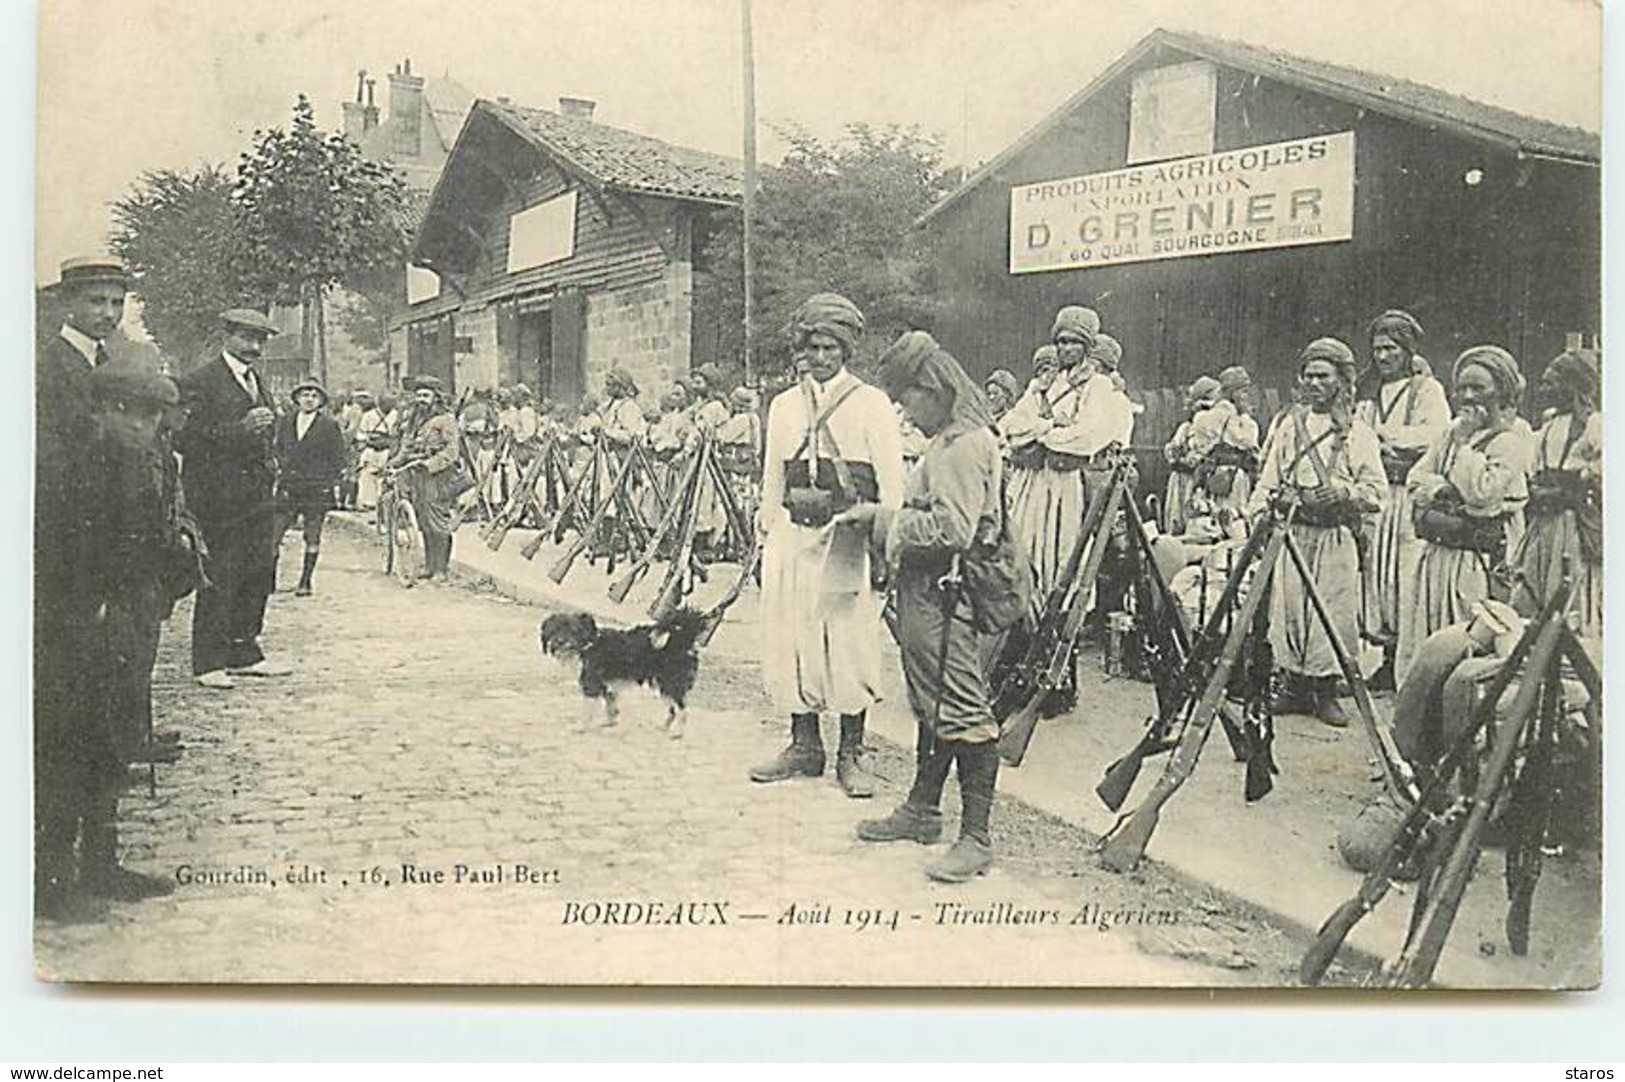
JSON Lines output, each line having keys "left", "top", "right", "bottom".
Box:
{"left": 483, "top": 99, "right": 743, "bottom": 205}
{"left": 919, "top": 27, "right": 1598, "bottom": 226}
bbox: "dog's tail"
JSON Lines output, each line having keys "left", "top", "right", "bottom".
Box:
{"left": 656, "top": 605, "right": 713, "bottom": 656}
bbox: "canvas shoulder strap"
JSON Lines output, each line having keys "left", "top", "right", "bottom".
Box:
{"left": 1288, "top": 407, "right": 1339, "bottom": 488}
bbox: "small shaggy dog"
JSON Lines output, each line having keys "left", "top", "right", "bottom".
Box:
{"left": 537, "top": 607, "right": 712, "bottom": 738}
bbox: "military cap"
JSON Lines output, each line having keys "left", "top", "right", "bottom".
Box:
{"left": 91, "top": 357, "right": 180, "bottom": 408}
{"left": 219, "top": 308, "right": 279, "bottom": 336}
{"left": 58, "top": 256, "right": 129, "bottom": 289}
{"left": 289, "top": 377, "right": 329, "bottom": 406}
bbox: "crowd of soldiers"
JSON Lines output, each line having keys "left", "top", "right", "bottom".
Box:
{"left": 34, "top": 249, "right": 1601, "bottom": 920}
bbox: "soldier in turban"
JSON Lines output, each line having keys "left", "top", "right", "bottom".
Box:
{"left": 1513, "top": 349, "right": 1601, "bottom": 638}
{"left": 1355, "top": 309, "right": 1451, "bottom": 688}
{"left": 751, "top": 293, "right": 905, "bottom": 797}
{"left": 1398, "top": 345, "right": 1535, "bottom": 681}
{"left": 1248, "top": 338, "right": 1386, "bottom": 727}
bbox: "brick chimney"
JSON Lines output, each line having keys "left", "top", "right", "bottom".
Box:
{"left": 559, "top": 96, "right": 597, "bottom": 121}
{"left": 363, "top": 77, "right": 379, "bottom": 134}
{"left": 388, "top": 58, "right": 425, "bottom": 158}
{"left": 341, "top": 69, "right": 368, "bottom": 141}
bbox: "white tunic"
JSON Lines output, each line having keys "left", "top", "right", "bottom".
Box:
{"left": 759, "top": 369, "right": 905, "bottom": 715}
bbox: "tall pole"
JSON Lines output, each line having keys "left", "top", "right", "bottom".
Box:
{"left": 740, "top": 0, "right": 758, "bottom": 384}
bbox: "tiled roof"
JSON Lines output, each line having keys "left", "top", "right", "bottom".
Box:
{"left": 1174, "top": 30, "right": 1597, "bottom": 162}
{"left": 396, "top": 185, "right": 434, "bottom": 235}
{"left": 920, "top": 27, "right": 1597, "bottom": 226}
{"left": 483, "top": 99, "right": 743, "bottom": 205}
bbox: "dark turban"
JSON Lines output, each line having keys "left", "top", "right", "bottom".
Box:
{"left": 1454, "top": 345, "right": 1525, "bottom": 408}
{"left": 878, "top": 330, "right": 995, "bottom": 431}
{"left": 1367, "top": 309, "right": 1425, "bottom": 356}
{"left": 1031, "top": 343, "right": 1058, "bottom": 375}
{"left": 1544, "top": 349, "right": 1600, "bottom": 411}
{"left": 789, "top": 293, "right": 865, "bottom": 353}
{"left": 1090, "top": 333, "right": 1123, "bottom": 373}
{"left": 605, "top": 368, "right": 639, "bottom": 399}
{"left": 1051, "top": 305, "right": 1101, "bottom": 349}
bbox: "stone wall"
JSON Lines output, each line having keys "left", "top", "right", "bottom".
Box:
{"left": 583, "top": 260, "right": 693, "bottom": 409}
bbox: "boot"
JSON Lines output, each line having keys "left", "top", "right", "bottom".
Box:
{"left": 1271, "top": 672, "right": 1312, "bottom": 716}
{"left": 295, "top": 551, "right": 318, "bottom": 597}
{"left": 928, "top": 742, "right": 999, "bottom": 883}
{"left": 836, "top": 712, "right": 875, "bottom": 799}
{"left": 80, "top": 810, "right": 174, "bottom": 902}
{"left": 1314, "top": 678, "right": 1350, "bottom": 729}
{"left": 1368, "top": 645, "right": 1397, "bottom": 693}
{"left": 857, "top": 731, "right": 953, "bottom": 843}
{"left": 749, "top": 713, "right": 825, "bottom": 782}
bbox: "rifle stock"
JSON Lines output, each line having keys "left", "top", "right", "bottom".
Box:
{"left": 1095, "top": 729, "right": 1168, "bottom": 811}
{"left": 548, "top": 450, "right": 638, "bottom": 583}
{"left": 650, "top": 442, "right": 709, "bottom": 620}
{"left": 608, "top": 448, "right": 705, "bottom": 603}
{"left": 997, "top": 695, "right": 1043, "bottom": 767}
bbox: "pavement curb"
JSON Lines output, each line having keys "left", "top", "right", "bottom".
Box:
{"left": 328, "top": 510, "right": 1391, "bottom": 982}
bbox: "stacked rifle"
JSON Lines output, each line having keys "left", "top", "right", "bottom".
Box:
{"left": 1093, "top": 492, "right": 1416, "bottom": 874}
{"left": 1299, "top": 567, "right": 1596, "bottom": 987}
{"left": 479, "top": 426, "right": 761, "bottom": 618}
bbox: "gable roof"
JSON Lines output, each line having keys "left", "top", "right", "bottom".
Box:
{"left": 919, "top": 27, "right": 1599, "bottom": 227}
{"left": 482, "top": 99, "right": 743, "bottom": 206}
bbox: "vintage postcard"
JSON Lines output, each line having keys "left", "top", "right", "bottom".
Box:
{"left": 33, "top": 0, "right": 1601, "bottom": 988}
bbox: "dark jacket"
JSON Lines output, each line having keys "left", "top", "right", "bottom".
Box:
{"left": 175, "top": 355, "right": 279, "bottom": 531}
{"left": 35, "top": 335, "right": 100, "bottom": 623}
{"left": 273, "top": 410, "right": 347, "bottom": 507}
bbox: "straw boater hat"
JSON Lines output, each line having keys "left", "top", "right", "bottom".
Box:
{"left": 288, "top": 377, "right": 329, "bottom": 407}
{"left": 58, "top": 255, "right": 130, "bottom": 290}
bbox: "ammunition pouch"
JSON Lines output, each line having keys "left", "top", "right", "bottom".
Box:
{"left": 782, "top": 458, "right": 878, "bottom": 528}
{"left": 1043, "top": 450, "right": 1093, "bottom": 472}
{"left": 1526, "top": 468, "right": 1597, "bottom": 517}
{"left": 1009, "top": 444, "right": 1046, "bottom": 470}
{"left": 1414, "top": 506, "right": 1506, "bottom": 558}
{"left": 1291, "top": 500, "right": 1363, "bottom": 530}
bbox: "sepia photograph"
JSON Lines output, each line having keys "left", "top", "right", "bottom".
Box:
{"left": 31, "top": 0, "right": 1602, "bottom": 991}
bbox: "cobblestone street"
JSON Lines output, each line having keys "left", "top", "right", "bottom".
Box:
{"left": 35, "top": 527, "right": 1316, "bottom": 986}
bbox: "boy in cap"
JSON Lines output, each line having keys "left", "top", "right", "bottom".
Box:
{"left": 273, "top": 377, "right": 348, "bottom": 596}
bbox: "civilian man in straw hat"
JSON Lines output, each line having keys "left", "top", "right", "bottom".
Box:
{"left": 273, "top": 376, "right": 348, "bottom": 596}
{"left": 175, "top": 308, "right": 291, "bottom": 688}
{"left": 34, "top": 256, "right": 140, "bottom": 921}
{"left": 751, "top": 293, "right": 905, "bottom": 798}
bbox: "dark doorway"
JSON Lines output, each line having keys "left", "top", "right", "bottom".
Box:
{"left": 517, "top": 309, "right": 554, "bottom": 399}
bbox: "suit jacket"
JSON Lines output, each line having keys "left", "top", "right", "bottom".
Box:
{"left": 35, "top": 335, "right": 100, "bottom": 623}
{"left": 273, "top": 410, "right": 346, "bottom": 505}
{"left": 175, "top": 355, "right": 279, "bottom": 532}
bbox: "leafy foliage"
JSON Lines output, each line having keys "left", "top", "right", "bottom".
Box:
{"left": 231, "top": 95, "right": 408, "bottom": 305}
{"left": 110, "top": 165, "right": 249, "bottom": 367}
{"left": 699, "top": 123, "right": 959, "bottom": 382}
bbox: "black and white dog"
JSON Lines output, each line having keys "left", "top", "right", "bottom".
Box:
{"left": 537, "top": 607, "right": 712, "bottom": 738}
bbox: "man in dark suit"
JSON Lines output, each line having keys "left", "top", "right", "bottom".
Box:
{"left": 273, "top": 377, "right": 347, "bottom": 596}
{"left": 35, "top": 257, "right": 174, "bottom": 922}
{"left": 176, "top": 308, "right": 291, "bottom": 689}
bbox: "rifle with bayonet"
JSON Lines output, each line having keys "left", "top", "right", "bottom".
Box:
{"left": 483, "top": 438, "right": 549, "bottom": 550}
{"left": 651, "top": 439, "right": 713, "bottom": 620}
{"left": 997, "top": 455, "right": 1131, "bottom": 767}
{"left": 520, "top": 440, "right": 596, "bottom": 560}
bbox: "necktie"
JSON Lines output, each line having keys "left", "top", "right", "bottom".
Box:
{"left": 93, "top": 343, "right": 111, "bottom": 368}
{"left": 242, "top": 366, "right": 259, "bottom": 402}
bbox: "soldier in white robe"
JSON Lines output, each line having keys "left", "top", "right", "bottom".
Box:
{"left": 750, "top": 293, "right": 904, "bottom": 798}
{"left": 1354, "top": 309, "right": 1451, "bottom": 688}
{"left": 1248, "top": 338, "right": 1386, "bottom": 728}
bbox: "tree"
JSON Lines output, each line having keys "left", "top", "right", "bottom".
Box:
{"left": 110, "top": 165, "right": 249, "bottom": 367}
{"left": 232, "top": 95, "right": 407, "bottom": 383}
{"left": 699, "top": 123, "right": 958, "bottom": 382}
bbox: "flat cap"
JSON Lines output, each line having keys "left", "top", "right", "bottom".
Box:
{"left": 58, "top": 256, "right": 129, "bottom": 289}
{"left": 219, "top": 308, "right": 279, "bottom": 336}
